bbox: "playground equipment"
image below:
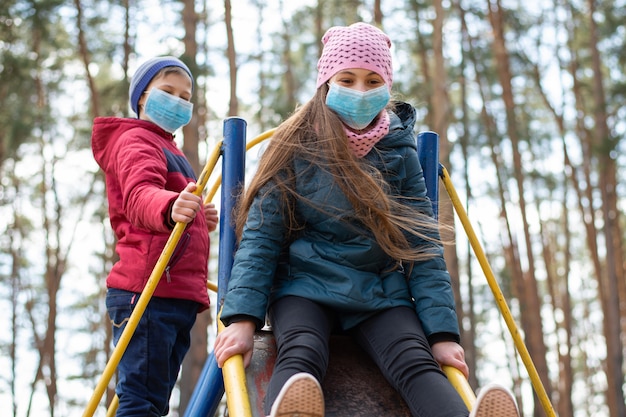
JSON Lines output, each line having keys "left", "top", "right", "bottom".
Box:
{"left": 83, "top": 117, "right": 556, "bottom": 417}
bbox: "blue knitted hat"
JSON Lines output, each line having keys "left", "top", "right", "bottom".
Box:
{"left": 128, "top": 56, "right": 194, "bottom": 116}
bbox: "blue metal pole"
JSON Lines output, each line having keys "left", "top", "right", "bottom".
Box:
{"left": 416, "top": 131, "right": 439, "bottom": 219}
{"left": 183, "top": 352, "right": 224, "bottom": 417}
{"left": 217, "top": 117, "right": 247, "bottom": 309}
{"left": 184, "top": 117, "right": 247, "bottom": 417}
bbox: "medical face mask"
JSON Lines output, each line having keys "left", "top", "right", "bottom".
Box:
{"left": 143, "top": 88, "right": 193, "bottom": 133}
{"left": 325, "top": 83, "right": 390, "bottom": 130}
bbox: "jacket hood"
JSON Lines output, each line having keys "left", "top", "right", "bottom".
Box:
{"left": 382, "top": 101, "right": 417, "bottom": 149}
{"left": 92, "top": 117, "right": 171, "bottom": 168}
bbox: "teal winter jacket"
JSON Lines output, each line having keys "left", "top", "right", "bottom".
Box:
{"left": 221, "top": 102, "right": 460, "bottom": 344}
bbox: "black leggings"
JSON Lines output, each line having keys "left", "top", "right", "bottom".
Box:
{"left": 265, "top": 296, "right": 469, "bottom": 417}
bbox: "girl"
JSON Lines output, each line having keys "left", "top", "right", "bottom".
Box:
{"left": 214, "top": 23, "right": 518, "bottom": 417}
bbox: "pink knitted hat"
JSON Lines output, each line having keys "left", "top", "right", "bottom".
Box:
{"left": 316, "top": 22, "right": 393, "bottom": 90}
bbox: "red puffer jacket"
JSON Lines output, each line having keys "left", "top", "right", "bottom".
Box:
{"left": 92, "top": 117, "right": 210, "bottom": 310}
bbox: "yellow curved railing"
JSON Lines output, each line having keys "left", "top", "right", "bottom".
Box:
{"left": 203, "top": 128, "right": 276, "bottom": 207}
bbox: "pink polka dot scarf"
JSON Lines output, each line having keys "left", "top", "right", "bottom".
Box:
{"left": 345, "top": 110, "right": 390, "bottom": 158}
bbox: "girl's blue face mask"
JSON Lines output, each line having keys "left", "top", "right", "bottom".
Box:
{"left": 143, "top": 88, "right": 193, "bottom": 133}
{"left": 325, "top": 83, "right": 390, "bottom": 130}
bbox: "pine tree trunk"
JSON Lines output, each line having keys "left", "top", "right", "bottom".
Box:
{"left": 431, "top": 0, "right": 465, "bottom": 372}
{"left": 487, "top": 1, "right": 552, "bottom": 414}
{"left": 585, "top": 1, "right": 625, "bottom": 415}
{"left": 179, "top": 0, "right": 209, "bottom": 413}
{"left": 224, "top": 0, "right": 239, "bottom": 117}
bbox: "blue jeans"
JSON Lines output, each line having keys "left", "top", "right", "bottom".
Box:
{"left": 106, "top": 288, "right": 200, "bottom": 416}
{"left": 265, "top": 296, "right": 469, "bottom": 417}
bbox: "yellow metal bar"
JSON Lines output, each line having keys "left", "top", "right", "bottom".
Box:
{"left": 205, "top": 175, "right": 223, "bottom": 206}
{"left": 246, "top": 128, "right": 276, "bottom": 150}
{"left": 202, "top": 130, "right": 275, "bottom": 416}
{"left": 442, "top": 366, "right": 476, "bottom": 411}
{"left": 203, "top": 129, "right": 276, "bottom": 206}
{"left": 84, "top": 150, "right": 217, "bottom": 417}
{"left": 105, "top": 395, "right": 118, "bottom": 417}
{"left": 203, "top": 140, "right": 224, "bottom": 205}
{"left": 217, "top": 308, "right": 253, "bottom": 417}
{"left": 84, "top": 214, "right": 188, "bottom": 417}
{"left": 440, "top": 166, "right": 557, "bottom": 417}
{"left": 206, "top": 280, "right": 218, "bottom": 293}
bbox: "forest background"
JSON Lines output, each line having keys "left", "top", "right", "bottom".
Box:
{"left": 0, "top": 0, "right": 625, "bottom": 416}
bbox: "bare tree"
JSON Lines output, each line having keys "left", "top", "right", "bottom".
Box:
{"left": 179, "top": 0, "right": 212, "bottom": 413}
{"left": 224, "top": 0, "right": 239, "bottom": 116}
{"left": 524, "top": 31, "right": 576, "bottom": 417}
{"left": 486, "top": 2, "right": 553, "bottom": 415}
{"left": 6, "top": 174, "right": 29, "bottom": 417}
{"left": 429, "top": 0, "right": 468, "bottom": 391}
{"left": 278, "top": 0, "right": 297, "bottom": 114}
{"left": 74, "top": 0, "right": 100, "bottom": 117}
{"left": 584, "top": 0, "right": 625, "bottom": 414}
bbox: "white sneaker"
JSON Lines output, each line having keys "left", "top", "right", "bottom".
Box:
{"left": 470, "top": 383, "right": 519, "bottom": 417}
{"left": 268, "top": 372, "right": 325, "bottom": 417}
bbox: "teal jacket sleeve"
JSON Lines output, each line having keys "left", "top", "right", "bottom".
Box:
{"left": 220, "top": 183, "right": 288, "bottom": 329}
{"left": 400, "top": 146, "right": 460, "bottom": 342}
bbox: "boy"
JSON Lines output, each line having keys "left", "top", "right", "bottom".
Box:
{"left": 92, "top": 56, "right": 218, "bottom": 416}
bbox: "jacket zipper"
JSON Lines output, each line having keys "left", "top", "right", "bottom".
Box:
{"left": 165, "top": 232, "right": 191, "bottom": 283}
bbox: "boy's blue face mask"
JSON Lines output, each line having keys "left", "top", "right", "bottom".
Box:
{"left": 143, "top": 88, "right": 193, "bottom": 133}
{"left": 325, "top": 83, "right": 390, "bottom": 130}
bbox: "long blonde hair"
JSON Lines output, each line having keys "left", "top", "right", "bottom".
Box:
{"left": 235, "top": 84, "right": 445, "bottom": 264}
